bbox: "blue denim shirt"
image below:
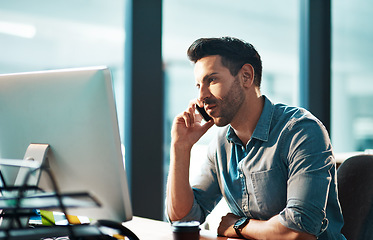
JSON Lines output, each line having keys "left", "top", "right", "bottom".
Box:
{"left": 181, "top": 96, "right": 345, "bottom": 239}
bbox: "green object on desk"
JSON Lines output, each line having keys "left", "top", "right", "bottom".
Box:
{"left": 40, "top": 210, "right": 55, "bottom": 226}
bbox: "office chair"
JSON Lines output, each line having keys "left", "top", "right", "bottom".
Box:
{"left": 337, "top": 154, "right": 373, "bottom": 240}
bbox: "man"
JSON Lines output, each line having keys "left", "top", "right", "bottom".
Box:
{"left": 166, "top": 37, "right": 345, "bottom": 239}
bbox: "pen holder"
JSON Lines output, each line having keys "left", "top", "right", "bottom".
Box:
{"left": 172, "top": 221, "right": 200, "bottom": 240}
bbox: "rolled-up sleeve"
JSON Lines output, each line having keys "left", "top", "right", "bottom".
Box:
{"left": 279, "top": 199, "right": 329, "bottom": 237}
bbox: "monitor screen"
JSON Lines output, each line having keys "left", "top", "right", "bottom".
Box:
{"left": 0, "top": 66, "right": 132, "bottom": 223}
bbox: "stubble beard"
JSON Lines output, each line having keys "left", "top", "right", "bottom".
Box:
{"left": 211, "top": 76, "right": 245, "bottom": 127}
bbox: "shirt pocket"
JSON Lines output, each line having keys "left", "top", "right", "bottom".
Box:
{"left": 251, "top": 166, "right": 287, "bottom": 219}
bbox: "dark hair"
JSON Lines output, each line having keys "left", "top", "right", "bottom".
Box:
{"left": 187, "top": 37, "right": 262, "bottom": 87}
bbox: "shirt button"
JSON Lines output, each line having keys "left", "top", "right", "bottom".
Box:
{"left": 243, "top": 205, "right": 248, "bottom": 212}
{"left": 240, "top": 173, "right": 244, "bottom": 178}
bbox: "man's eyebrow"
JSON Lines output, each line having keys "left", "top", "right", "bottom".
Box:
{"left": 196, "top": 72, "right": 218, "bottom": 86}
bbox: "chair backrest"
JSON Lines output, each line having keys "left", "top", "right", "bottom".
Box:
{"left": 337, "top": 154, "right": 373, "bottom": 240}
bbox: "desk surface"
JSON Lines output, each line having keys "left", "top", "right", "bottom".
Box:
{"left": 122, "top": 216, "right": 228, "bottom": 240}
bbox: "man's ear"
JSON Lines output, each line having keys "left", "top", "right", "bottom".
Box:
{"left": 240, "top": 64, "right": 255, "bottom": 88}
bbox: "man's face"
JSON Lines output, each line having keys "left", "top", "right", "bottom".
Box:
{"left": 194, "top": 55, "right": 245, "bottom": 127}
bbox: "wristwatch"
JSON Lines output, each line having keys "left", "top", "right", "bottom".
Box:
{"left": 233, "top": 217, "right": 249, "bottom": 238}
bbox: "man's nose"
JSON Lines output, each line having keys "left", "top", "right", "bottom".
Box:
{"left": 198, "top": 84, "right": 210, "bottom": 103}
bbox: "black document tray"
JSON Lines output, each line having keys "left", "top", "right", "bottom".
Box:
{"left": 0, "top": 191, "right": 101, "bottom": 210}
{"left": 0, "top": 224, "right": 102, "bottom": 240}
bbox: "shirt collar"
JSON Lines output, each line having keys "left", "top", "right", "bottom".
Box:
{"left": 226, "top": 95, "right": 274, "bottom": 144}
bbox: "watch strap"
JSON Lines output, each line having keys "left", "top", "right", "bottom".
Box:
{"left": 235, "top": 227, "right": 245, "bottom": 238}
{"left": 233, "top": 217, "right": 249, "bottom": 238}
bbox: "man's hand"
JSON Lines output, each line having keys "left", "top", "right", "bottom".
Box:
{"left": 171, "top": 100, "right": 214, "bottom": 149}
{"left": 217, "top": 213, "right": 242, "bottom": 238}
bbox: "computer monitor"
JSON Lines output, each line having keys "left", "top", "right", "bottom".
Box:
{"left": 0, "top": 66, "right": 132, "bottom": 223}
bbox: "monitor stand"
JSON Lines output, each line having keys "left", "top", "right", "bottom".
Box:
{"left": 14, "top": 143, "right": 50, "bottom": 188}
{"left": 0, "top": 143, "right": 50, "bottom": 229}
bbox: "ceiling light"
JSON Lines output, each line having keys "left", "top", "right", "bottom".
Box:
{"left": 0, "top": 21, "right": 36, "bottom": 39}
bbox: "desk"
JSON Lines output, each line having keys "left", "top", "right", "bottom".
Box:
{"left": 122, "top": 216, "right": 228, "bottom": 240}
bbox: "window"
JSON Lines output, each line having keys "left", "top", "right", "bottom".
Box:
{"left": 331, "top": 0, "right": 373, "bottom": 153}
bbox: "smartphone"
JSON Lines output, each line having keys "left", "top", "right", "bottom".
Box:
{"left": 196, "top": 104, "right": 212, "bottom": 121}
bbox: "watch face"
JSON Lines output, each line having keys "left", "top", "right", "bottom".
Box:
{"left": 234, "top": 217, "right": 248, "bottom": 229}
